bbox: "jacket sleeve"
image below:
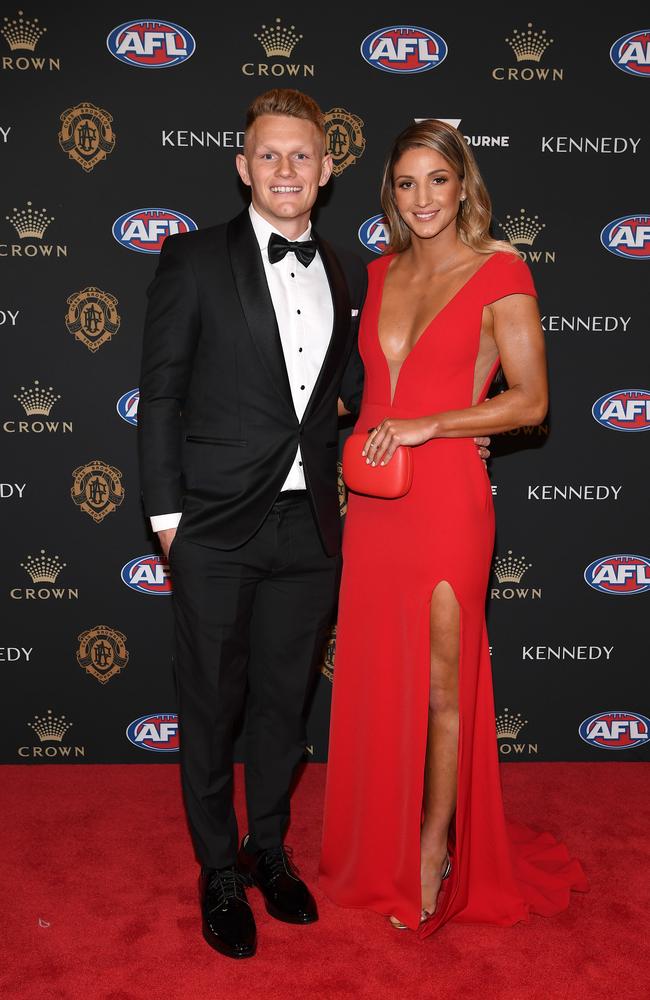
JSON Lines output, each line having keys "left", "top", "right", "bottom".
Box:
{"left": 137, "top": 235, "right": 200, "bottom": 517}
{"left": 339, "top": 257, "right": 368, "bottom": 416}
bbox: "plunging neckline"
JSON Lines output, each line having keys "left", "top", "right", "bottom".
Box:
{"left": 377, "top": 251, "right": 498, "bottom": 406}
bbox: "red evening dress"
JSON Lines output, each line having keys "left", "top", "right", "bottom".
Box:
{"left": 319, "top": 250, "right": 588, "bottom": 935}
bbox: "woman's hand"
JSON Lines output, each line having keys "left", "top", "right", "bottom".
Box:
{"left": 363, "top": 417, "right": 436, "bottom": 466}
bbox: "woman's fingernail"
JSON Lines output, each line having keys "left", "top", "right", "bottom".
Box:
{"left": 366, "top": 458, "right": 370, "bottom": 464}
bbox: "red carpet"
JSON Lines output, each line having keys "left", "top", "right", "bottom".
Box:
{"left": 2, "top": 763, "right": 647, "bottom": 1000}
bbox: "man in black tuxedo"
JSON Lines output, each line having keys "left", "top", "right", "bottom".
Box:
{"left": 137, "top": 89, "right": 366, "bottom": 959}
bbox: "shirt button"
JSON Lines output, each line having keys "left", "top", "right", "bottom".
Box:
{"left": 298, "top": 461, "right": 303, "bottom": 467}
{"left": 297, "top": 309, "right": 301, "bottom": 315}
{"left": 300, "top": 385, "right": 305, "bottom": 390}
{"left": 298, "top": 347, "right": 303, "bottom": 353}
{"left": 291, "top": 272, "right": 295, "bottom": 278}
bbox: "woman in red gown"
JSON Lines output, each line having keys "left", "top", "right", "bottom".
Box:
{"left": 319, "top": 120, "right": 588, "bottom": 935}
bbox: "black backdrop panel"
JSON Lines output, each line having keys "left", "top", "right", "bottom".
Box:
{"left": 2, "top": 5, "right": 649, "bottom": 763}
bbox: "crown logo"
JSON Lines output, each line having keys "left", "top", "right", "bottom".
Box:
{"left": 20, "top": 549, "right": 66, "bottom": 584}
{"left": 505, "top": 23, "right": 553, "bottom": 62}
{"left": 254, "top": 17, "right": 302, "bottom": 57}
{"left": 13, "top": 379, "right": 61, "bottom": 415}
{"left": 496, "top": 707, "right": 528, "bottom": 740}
{"left": 493, "top": 550, "right": 532, "bottom": 584}
{"left": 500, "top": 209, "right": 545, "bottom": 246}
{"left": 1, "top": 9, "right": 47, "bottom": 51}
{"left": 28, "top": 709, "right": 72, "bottom": 743}
{"left": 6, "top": 201, "right": 54, "bottom": 239}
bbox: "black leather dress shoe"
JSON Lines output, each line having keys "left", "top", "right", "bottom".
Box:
{"left": 237, "top": 836, "right": 318, "bottom": 924}
{"left": 199, "top": 864, "right": 256, "bottom": 959}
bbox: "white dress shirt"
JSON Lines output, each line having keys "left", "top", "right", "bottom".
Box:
{"left": 150, "top": 203, "right": 334, "bottom": 533}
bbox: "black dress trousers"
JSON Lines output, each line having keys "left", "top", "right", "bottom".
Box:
{"left": 168, "top": 491, "right": 340, "bottom": 869}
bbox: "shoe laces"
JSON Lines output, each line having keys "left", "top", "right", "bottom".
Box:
{"left": 206, "top": 866, "right": 249, "bottom": 910}
{"left": 263, "top": 845, "right": 300, "bottom": 882}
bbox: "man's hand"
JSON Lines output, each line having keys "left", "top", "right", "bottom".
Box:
{"left": 474, "top": 436, "right": 491, "bottom": 462}
{"left": 158, "top": 527, "right": 177, "bottom": 560}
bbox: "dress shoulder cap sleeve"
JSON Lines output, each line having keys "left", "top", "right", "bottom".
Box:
{"left": 484, "top": 251, "right": 537, "bottom": 303}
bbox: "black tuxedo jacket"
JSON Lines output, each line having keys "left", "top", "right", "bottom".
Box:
{"left": 137, "top": 208, "right": 367, "bottom": 556}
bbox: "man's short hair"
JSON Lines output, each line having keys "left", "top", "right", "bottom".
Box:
{"left": 244, "top": 88, "right": 326, "bottom": 149}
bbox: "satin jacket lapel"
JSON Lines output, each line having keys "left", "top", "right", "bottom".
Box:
{"left": 227, "top": 210, "right": 294, "bottom": 412}
{"left": 301, "top": 233, "right": 351, "bottom": 425}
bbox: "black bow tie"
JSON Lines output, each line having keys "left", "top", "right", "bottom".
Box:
{"left": 267, "top": 232, "right": 317, "bottom": 267}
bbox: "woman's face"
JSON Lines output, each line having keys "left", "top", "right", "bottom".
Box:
{"left": 392, "top": 146, "right": 465, "bottom": 243}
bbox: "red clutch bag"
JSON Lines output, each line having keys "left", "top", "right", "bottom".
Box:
{"left": 342, "top": 433, "right": 413, "bottom": 499}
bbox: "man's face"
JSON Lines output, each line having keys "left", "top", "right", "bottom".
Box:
{"left": 236, "top": 114, "right": 332, "bottom": 236}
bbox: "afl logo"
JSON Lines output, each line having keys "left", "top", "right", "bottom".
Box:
{"left": 360, "top": 26, "right": 447, "bottom": 74}
{"left": 592, "top": 389, "right": 650, "bottom": 431}
{"left": 107, "top": 20, "right": 195, "bottom": 68}
{"left": 117, "top": 388, "right": 139, "bottom": 426}
{"left": 610, "top": 29, "right": 650, "bottom": 77}
{"left": 584, "top": 554, "right": 650, "bottom": 596}
{"left": 121, "top": 554, "right": 172, "bottom": 596}
{"left": 126, "top": 713, "right": 179, "bottom": 752}
{"left": 112, "top": 208, "right": 197, "bottom": 254}
{"left": 358, "top": 214, "right": 390, "bottom": 254}
{"left": 579, "top": 711, "right": 650, "bottom": 750}
{"left": 600, "top": 215, "right": 650, "bottom": 258}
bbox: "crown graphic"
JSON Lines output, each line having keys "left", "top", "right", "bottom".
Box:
{"left": 28, "top": 709, "right": 72, "bottom": 743}
{"left": 500, "top": 209, "right": 545, "bottom": 246}
{"left": 13, "top": 379, "right": 61, "bottom": 415}
{"left": 496, "top": 707, "right": 528, "bottom": 740}
{"left": 6, "top": 201, "right": 54, "bottom": 240}
{"left": 1, "top": 9, "right": 47, "bottom": 51}
{"left": 493, "top": 550, "right": 532, "bottom": 583}
{"left": 20, "top": 549, "right": 66, "bottom": 584}
{"left": 254, "top": 17, "right": 302, "bottom": 57}
{"left": 505, "top": 23, "right": 553, "bottom": 62}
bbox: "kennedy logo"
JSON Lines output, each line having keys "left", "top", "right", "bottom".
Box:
{"left": 121, "top": 554, "right": 172, "bottom": 596}
{"left": 324, "top": 108, "right": 365, "bottom": 176}
{"left": 126, "top": 713, "right": 179, "bottom": 752}
{"left": 592, "top": 389, "right": 650, "bottom": 431}
{"left": 492, "top": 22, "right": 563, "bottom": 81}
{"left": 584, "top": 555, "right": 650, "bottom": 596}
{"left": 601, "top": 215, "right": 650, "bottom": 259}
{"left": 358, "top": 214, "right": 389, "bottom": 255}
{"left": 541, "top": 136, "right": 641, "bottom": 154}
{"left": 0, "top": 308, "right": 19, "bottom": 325}
{"left": 112, "top": 208, "right": 197, "bottom": 254}
{"left": 610, "top": 29, "right": 650, "bottom": 77}
{"left": 70, "top": 460, "right": 124, "bottom": 523}
{"left": 162, "top": 129, "right": 244, "bottom": 149}
{"left": 542, "top": 315, "right": 631, "bottom": 334}
{"left": 0, "top": 482, "right": 26, "bottom": 501}
{"left": 1, "top": 8, "right": 60, "bottom": 71}
{"left": 361, "top": 26, "right": 447, "bottom": 74}
{"left": 496, "top": 708, "right": 538, "bottom": 756}
{"left": 527, "top": 485, "right": 622, "bottom": 501}
{"left": 522, "top": 645, "right": 614, "bottom": 662}
{"left": 579, "top": 711, "right": 649, "bottom": 750}
{"left": 3, "top": 379, "right": 72, "bottom": 433}
{"left": 116, "top": 388, "right": 138, "bottom": 426}
{"left": 2, "top": 201, "right": 67, "bottom": 258}
{"left": 18, "top": 709, "right": 85, "bottom": 759}
{"left": 59, "top": 103, "right": 116, "bottom": 171}
{"left": 66, "top": 288, "right": 120, "bottom": 352}
{"left": 10, "top": 549, "right": 78, "bottom": 601}
{"left": 243, "top": 17, "right": 313, "bottom": 77}
{"left": 499, "top": 209, "right": 555, "bottom": 263}
{"left": 76, "top": 625, "right": 129, "bottom": 684}
{"left": 106, "top": 19, "right": 195, "bottom": 68}
{"left": 491, "top": 550, "right": 541, "bottom": 600}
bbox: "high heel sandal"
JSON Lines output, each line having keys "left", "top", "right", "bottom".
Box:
{"left": 388, "top": 854, "right": 452, "bottom": 930}
{"left": 420, "top": 853, "right": 452, "bottom": 923}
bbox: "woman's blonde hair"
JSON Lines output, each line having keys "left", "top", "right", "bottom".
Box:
{"left": 380, "top": 119, "right": 518, "bottom": 256}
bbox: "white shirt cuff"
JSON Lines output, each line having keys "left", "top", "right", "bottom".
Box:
{"left": 151, "top": 512, "right": 182, "bottom": 532}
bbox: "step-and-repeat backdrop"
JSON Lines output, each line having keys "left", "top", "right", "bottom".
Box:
{"left": 2, "top": 5, "right": 649, "bottom": 764}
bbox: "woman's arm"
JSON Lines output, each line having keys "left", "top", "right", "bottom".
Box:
{"left": 365, "top": 293, "right": 547, "bottom": 465}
